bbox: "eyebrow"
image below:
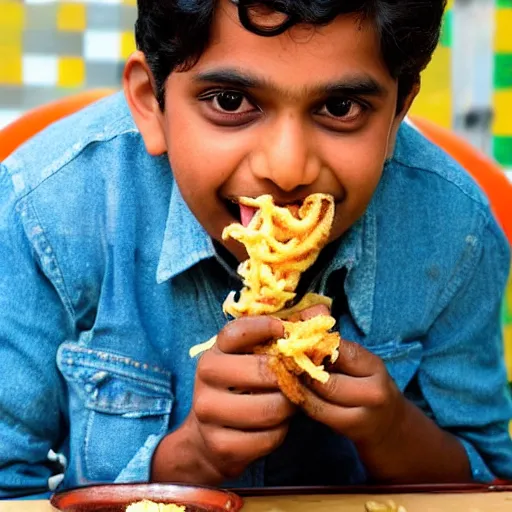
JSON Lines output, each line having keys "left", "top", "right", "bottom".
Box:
{"left": 193, "top": 68, "right": 388, "bottom": 99}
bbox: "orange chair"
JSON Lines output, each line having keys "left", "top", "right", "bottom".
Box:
{"left": 0, "top": 89, "right": 114, "bottom": 162}
{"left": 410, "top": 116, "right": 512, "bottom": 244}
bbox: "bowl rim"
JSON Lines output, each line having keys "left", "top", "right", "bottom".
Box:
{"left": 50, "top": 482, "right": 244, "bottom": 512}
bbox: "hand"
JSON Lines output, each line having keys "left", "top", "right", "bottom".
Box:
{"left": 152, "top": 316, "right": 296, "bottom": 484}
{"left": 300, "top": 337, "right": 406, "bottom": 451}
{"left": 299, "top": 337, "right": 471, "bottom": 483}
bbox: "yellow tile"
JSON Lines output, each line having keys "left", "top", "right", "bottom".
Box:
{"left": 121, "top": 31, "right": 136, "bottom": 60}
{"left": 492, "top": 91, "right": 512, "bottom": 136}
{"left": 0, "top": 48, "right": 22, "bottom": 85}
{"left": 410, "top": 46, "right": 452, "bottom": 128}
{"left": 123, "top": 0, "right": 137, "bottom": 5}
{"left": 57, "top": 3, "right": 86, "bottom": 32}
{"left": 58, "top": 57, "right": 85, "bottom": 88}
{"left": 495, "top": 9, "right": 512, "bottom": 53}
{"left": 0, "top": 28, "right": 22, "bottom": 47}
{"left": 507, "top": 275, "right": 512, "bottom": 317}
{"left": 0, "top": 1, "right": 25, "bottom": 29}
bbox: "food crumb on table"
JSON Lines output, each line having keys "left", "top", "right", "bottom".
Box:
{"left": 365, "top": 499, "right": 407, "bottom": 512}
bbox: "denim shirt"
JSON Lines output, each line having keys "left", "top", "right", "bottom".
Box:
{"left": 0, "top": 92, "right": 511, "bottom": 498}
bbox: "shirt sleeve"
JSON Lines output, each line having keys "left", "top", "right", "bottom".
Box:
{"left": 0, "top": 164, "right": 73, "bottom": 498}
{"left": 418, "top": 211, "right": 512, "bottom": 481}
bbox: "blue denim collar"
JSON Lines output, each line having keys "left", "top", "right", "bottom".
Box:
{"left": 339, "top": 197, "right": 377, "bottom": 335}
{"left": 156, "top": 181, "right": 216, "bottom": 284}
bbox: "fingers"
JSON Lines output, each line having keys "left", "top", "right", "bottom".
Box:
{"left": 199, "top": 422, "right": 289, "bottom": 478}
{"left": 286, "top": 303, "right": 331, "bottom": 322}
{"left": 198, "top": 350, "right": 279, "bottom": 390}
{"left": 307, "top": 373, "right": 394, "bottom": 408}
{"left": 299, "top": 365, "right": 401, "bottom": 442}
{"left": 217, "top": 315, "right": 284, "bottom": 354}
{"left": 299, "top": 385, "right": 367, "bottom": 436}
{"left": 195, "top": 388, "right": 296, "bottom": 430}
{"left": 330, "top": 338, "right": 384, "bottom": 377}
{"left": 298, "top": 304, "right": 331, "bottom": 320}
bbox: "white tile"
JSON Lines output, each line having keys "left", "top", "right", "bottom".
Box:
{"left": 0, "top": 109, "right": 23, "bottom": 130}
{"left": 84, "top": 30, "right": 121, "bottom": 62}
{"left": 22, "top": 55, "right": 58, "bottom": 86}
{"left": 25, "top": 0, "right": 56, "bottom": 4}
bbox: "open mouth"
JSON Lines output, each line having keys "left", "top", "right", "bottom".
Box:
{"left": 225, "top": 199, "right": 242, "bottom": 222}
{"left": 225, "top": 197, "right": 309, "bottom": 227}
{"left": 225, "top": 199, "right": 259, "bottom": 227}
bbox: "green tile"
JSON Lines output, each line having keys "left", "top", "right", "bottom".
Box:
{"left": 440, "top": 10, "right": 452, "bottom": 48}
{"left": 495, "top": 54, "right": 512, "bottom": 89}
{"left": 504, "top": 298, "right": 512, "bottom": 324}
{"left": 494, "top": 136, "right": 512, "bottom": 167}
{"left": 496, "top": 0, "right": 512, "bottom": 8}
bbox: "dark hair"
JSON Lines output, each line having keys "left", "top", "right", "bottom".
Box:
{"left": 135, "top": 0, "right": 446, "bottom": 110}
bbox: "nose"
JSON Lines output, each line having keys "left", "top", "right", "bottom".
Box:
{"left": 250, "top": 114, "right": 321, "bottom": 192}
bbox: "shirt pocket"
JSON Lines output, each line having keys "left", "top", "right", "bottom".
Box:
{"left": 57, "top": 342, "right": 173, "bottom": 483}
{"left": 367, "top": 340, "right": 423, "bottom": 391}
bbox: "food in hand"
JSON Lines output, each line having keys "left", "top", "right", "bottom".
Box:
{"left": 190, "top": 193, "right": 340, "bottom": 404}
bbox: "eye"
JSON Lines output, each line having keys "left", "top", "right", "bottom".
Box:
{"left": 197, "top": 89, "right": 261, "bottom": 127}
{"left": 318, "top": 98, "right": 365, "bottom": 121}
{"left": 205, "top": 91, "right": 255, "bottom": 114}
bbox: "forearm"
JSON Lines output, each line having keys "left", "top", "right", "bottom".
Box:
{"left": 151, "top": 421, "right": 223, "bottom": 485}
{"left": 356, "top": 398, "right": 472, "bottom": 484}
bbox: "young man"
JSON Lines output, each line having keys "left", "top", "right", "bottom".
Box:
{"left": 0, "top": 0, "right": 511, "bottom": 498}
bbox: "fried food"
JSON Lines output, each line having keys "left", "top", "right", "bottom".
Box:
{"left": 189, "top": 193, "right": 340, "bottom": 404}
{"left": 125, "top": 500, "right": 186, "bottom": 512}
{"left": 222, "top": 194, "right": 334, "bottom": 317}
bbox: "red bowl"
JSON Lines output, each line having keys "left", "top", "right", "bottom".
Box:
{"left": 50, "top": 483, "right": 244, "bottom": 512}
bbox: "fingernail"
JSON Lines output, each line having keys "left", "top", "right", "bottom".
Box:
{"left": 271, "top": 318, "right": 285, "bottom": 338}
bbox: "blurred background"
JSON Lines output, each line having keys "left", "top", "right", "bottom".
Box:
{"left": 0, "top": 0, "right": 511, "bottom": 377}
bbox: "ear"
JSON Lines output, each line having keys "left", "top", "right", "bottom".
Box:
{"left": 123, "top": 50, "right": 167, "bottom": 156}
{"left": 386, "top": 81, "right": 420, "bottom": 159}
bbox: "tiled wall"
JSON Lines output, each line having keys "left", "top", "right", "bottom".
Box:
{"left": 408, "top": 0, "right": 453, "bottom": 129}
{"left": 0, "top": 0, "right": 137, "bottom": 127}
{"left": 493, "top": 0, "right": 512, "bottom": 169}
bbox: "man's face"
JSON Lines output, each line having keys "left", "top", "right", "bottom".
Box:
{"left": 158, "top": 2, "right": 405, "bottom": 260}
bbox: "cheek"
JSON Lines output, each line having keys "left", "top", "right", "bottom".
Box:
{"left": 327, "top": 127, "right": 389, "bottom": 201}
{"left": 165, "top": 105, "right": 252, "bottom": 192}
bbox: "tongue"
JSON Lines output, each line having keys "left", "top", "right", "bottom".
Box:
{"left": 240, "top": 204, "right": 258, "bottom": 227}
